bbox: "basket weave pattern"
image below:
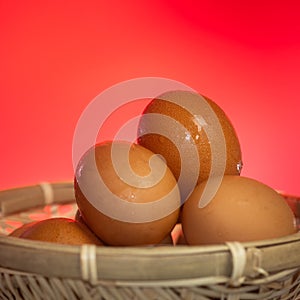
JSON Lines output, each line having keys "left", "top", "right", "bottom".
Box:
{"left": 1, "top": 182, "right": 300, "bottom": 300}
{"left": 1, "top": 269, "right": 300, "bottom": 300}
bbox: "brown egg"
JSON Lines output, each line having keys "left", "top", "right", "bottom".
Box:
{"left": 182, "top": 176, "right": 298, "bottom": 245}
{"left": 137, "top": 90, "right": 242, "bottom": 202}
{"left": 74, "top": 140, "right": 180, "bottom": 246}
{"left": 157, "top": 233, "right": 174, "bottom": 245}
{"left": 19, "top": 217, "right": 103, "bottom": 245}
{"left": 75, "top": 209, "right": 84, "bottom": 223}
{"left": 9, "top": 221, "right": 38, "bottom": 237}
{"left": 75, "top": 209, "right": 105, "bottom": 244}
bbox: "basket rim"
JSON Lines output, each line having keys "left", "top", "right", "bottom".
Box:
{"left": 2, "top": 230, "right": 300, "bottom": 252}
{"left": 1, "top": 231, "right": 300, "bottom": 284}
{"left": 1, "top": 181, "right": 300, "bottom": 286}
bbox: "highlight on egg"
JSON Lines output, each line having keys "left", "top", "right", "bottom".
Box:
{"left": 74, "top": 140, "right": 181, "bottom": 246}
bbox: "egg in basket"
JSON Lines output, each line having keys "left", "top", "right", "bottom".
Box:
{"left": 1, "top": 90, "right": 299, "bottom": 300}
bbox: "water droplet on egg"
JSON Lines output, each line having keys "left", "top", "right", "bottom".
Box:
{"left": 129, "top": 192, "right": 136, "bottom": 201}
{"left": 192, "top": 134, "right": 200, "bottom": 145}
{"left": 185, "top": 132, "right": 192, "bottom": 142}
{"left": 237, "top": 160, "right": 243, "bottom": 174}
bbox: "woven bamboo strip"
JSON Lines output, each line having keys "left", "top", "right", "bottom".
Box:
{"left": 0, "top": 181, "right": 74, "bottom": 216}
{"left": 0, "top": 271, "right": 299, "bottom": 300}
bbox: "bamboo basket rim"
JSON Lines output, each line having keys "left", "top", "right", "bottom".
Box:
{"left": 1, "top": 181, "right": 300, "bottom": 289}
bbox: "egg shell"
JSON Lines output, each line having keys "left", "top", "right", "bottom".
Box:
{"left": 74, "top": 140, "right": 180, "bottom": 246}
{"left": 9, "top": 221, "right": 38, "bottom": 237}
{"left": 137, "top": 91, "right": 242, "bottom": 197}
{"left": 75, "top": 209, "right": 106, "bottom": 244}
{"left": 182, "top": 175, "right": 298, "bottom": 245}
{"left": 157, "top": 233, "right": 174, "bottom": 246}
{"left": 19, "top": 217, "right": 103, "bottom": 245}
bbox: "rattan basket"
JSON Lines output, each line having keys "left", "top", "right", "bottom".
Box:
{"left": 0, "top": 182, "right": 300, "bottom": 300}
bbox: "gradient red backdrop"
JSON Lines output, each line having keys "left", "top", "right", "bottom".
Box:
{"left": 1, "top": 0, "right": 300, "bottom": 195}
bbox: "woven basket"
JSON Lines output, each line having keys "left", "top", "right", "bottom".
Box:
{"left": 0, "top": 182, "right": 300, "bottom": 300}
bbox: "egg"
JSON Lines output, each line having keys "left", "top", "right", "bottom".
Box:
{"left": 137, "top": 90, "right": 242, "bottom": 202}
{"left": 74, "top": 140, "right": 180, "bottom": 246}
{"left": 157, "top": 233, "right": 174, "bottom": 246}
{"left": 19, "top": 217, "right": 103, "bottom": 245}
{"left": 75, "top": 209, "right": 84, "bottom": 223}
{"left": 75, "top": 209, "right": 105, "bottom": 244}
{"left": 182, "top": 175, "right": 298, "bottom": 245}
{"left": 9, "top": 221, "right": 38, "bottom": 237}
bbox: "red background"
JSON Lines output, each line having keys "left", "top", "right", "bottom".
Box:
{"left": 1, "top": 0, "right": 300, "bottom": 195}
